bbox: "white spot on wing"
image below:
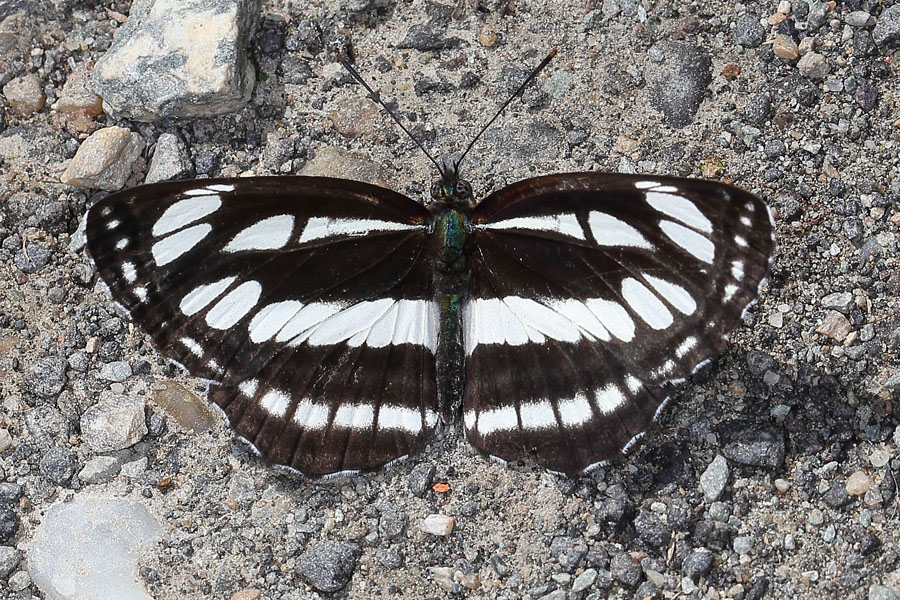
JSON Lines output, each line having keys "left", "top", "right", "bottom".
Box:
{"left": 585, "top": 299, "right": 635, "bottom": 342}
{"left": 558, "top": 392, "right": 593, "bottom": 427}
{"left": 153, "top": 196, "right": 221, "bottom": 237}
{"left": 238, "top": 379, "right": 259, "bottom": 397}
{"left": 596, "top": 384, "right": 626, "bottom": 413}
{"left": 626, "top": 376, "right": 642, "bottom": 393}
{"left": 520, "top": 402, "right": 557, "bottom": 430}
{"left": 484, "top": 214, "right": 585, "bottom": 240}
{"left": 646, "top": 191, "right": 713, "bottom": 233}
{"left": 589, "top": 212, "right": 652, "bottom": 248}
{"left": 334, "top": 404, "right": 375, "bottom": 429}
{"left": 206, "top": 281, "right": 262, "bottom": 329}
{"left": 659, "top": 220, "right": 715, "bottom": 264}
{"left": 249, "top": 300, "right": 303, "bottom": 343}
{"left": 180, "top": 276, "right": 237, "bottom": 316}
{"left": 676, "top": 336, "right": 697, "bottom": 357}
{"left": 642, "top": 274, "right": 697, "bottom": 315}
{"left": 116, "top": 238, "right": 128, "bottom": 250}
{"left": 122, "top": 262, "right": 136, "bottom": 283}
{"left": 224, "top": 215, "right": 295, "bottom": 252}
{"left": 548, "top": 299, "right": 611, "bottom": 341}
{"left": 134, "top": 287, "right": 148, "bottom": 301}
{"left": 151, "top": 223, "right": 211, "bottom": 266}
{"left": 735, "top": 235, "right": 748, "bottom": 247}
{"left": 179, "top": 337, "right": 203, "bottom": 357}
{"left": 298, "top": 217, "right": 421, "bottom": 244}
{"left": 261, "top": 390, "right": 290, "bottom": 418}
{"left": 621, "top": 278, "right": 674, "bottom": 329}
{"left": 731, "top": 260, "right": 745, "bottom": 280}
{"left": 723, "top": 284, "right": 738, "bottom": 302}
{"left": 293, "top": 399, "right": 330, "bottom": 429}
{"left": 377, "top": 405, "right": 424, "bottom": 434}
{"left": 475, "top": 405, "right": 518, "bottom": 435}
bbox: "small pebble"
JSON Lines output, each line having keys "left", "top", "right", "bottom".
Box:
{"left": 422, "top": 514, "right": 454, "bottom": 536}
{"left": 846, "top": 471, "right": 872, "bottom": 496}
{"left": 797, "top": 52, "right": 830, "bottom": 79}
{"left": 8, "top": 569, "right": 31, "bottom": 592}
{"left": 3, "top": 73, "right": 46, "bottom": 115}
{"left": 869, "top": 584, "right": 899, "bottom": 600}
{"left": 700, "top": 455, "right": 730, "bottom": 502}
{"left": 572, "top": 568, "right": 597, "bottom": 593}
{"left": 773, "top": 35, "right": 800, "bottom": 60}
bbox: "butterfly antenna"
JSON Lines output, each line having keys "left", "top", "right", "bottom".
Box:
{"left": 454, "top": 49, "right": 557, "bottom": 174}
{"left": 336, "top": 54, "right": 448, "bottom": 180}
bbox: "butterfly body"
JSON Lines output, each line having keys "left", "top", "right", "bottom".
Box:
{"left": 87, "top": 171, "right": 773, "bottom": 477}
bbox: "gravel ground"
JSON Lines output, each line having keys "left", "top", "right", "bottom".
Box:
{"left": 1, "top": 1, "right": 899, "bottom": 599}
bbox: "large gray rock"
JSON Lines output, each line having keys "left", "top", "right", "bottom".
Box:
{"left": 93, "top": 0, "right": 258, "bottom": 121}
{"left": 27, "top": 497, "right": 163, "bottom": 600}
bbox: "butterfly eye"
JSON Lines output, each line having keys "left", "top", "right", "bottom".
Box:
{"left": 431, "top": 183, "right": 443, "bottom": 198}
{"left": 455, "top": 181, "right": 472, "bottom": 199}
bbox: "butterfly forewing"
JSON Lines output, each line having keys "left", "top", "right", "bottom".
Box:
{"left": 87, "top": 177, "right": 440, "bottom": 475}
{"left": 464, "top": 173, "right": 774, "bottom": 474}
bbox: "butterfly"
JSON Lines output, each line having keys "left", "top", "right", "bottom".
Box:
{"left": 85, "top": 51, "right": 774, "bottom": 477}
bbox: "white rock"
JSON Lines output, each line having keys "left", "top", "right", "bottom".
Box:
{"left": 60, "top": 127, "right": 145, "bottom": 191}
{"left": 78, "top": 455, "right": 125, "bottom": 484}
{"left": 421, "top": 514, "right": 454, "bottom": 536}
{"left": 93, "top": 0, "right": 257, "bottom": 121}
{"left": 80, "top": 395, "right": 147, "bottom": 453}
{"left": 27, "top": 497, "right": 163, "bottom": 600}
{"left": 0, "top": 428, "right": 12, "bottom": 452}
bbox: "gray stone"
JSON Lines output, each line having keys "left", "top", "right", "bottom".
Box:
{"left": 0, "top": 545, "right": 22, "bottom": 578}
{"left": 24, "top": 356, "right": 67, "bottom": 398}
{"left": 80, "top": 395, "right": 147, "bottom": 453}
{"left": 0, "top": 506, "right": 18, "bottom": 543}
{"left": 60, "top": 126, "right": 145, "bottom": 191}
{"left": 408, "top": 462, "right": 435, "bottom": 497}
{"left": 397, "top": 24, "right": 461, "bottom": 51}
{"left": 733, "top": 535, "right": 753, "bottom": 554}
{"left": 99, "top": 360, "right": 132, "bottom": 382}
{"left": 873, "top": 5, "right": 900, "bottom": 46}
{"left": 743, "top": 94, "right": 772, "bottom": 125}
{"left": 144, "top": 132, "right": 192, "bottom": 183}
{"left": 120, "top": 456, "right": 148, "bottom": 478}
{"left": 298, "top": 541, "right": 361, "bottom": 593}
{"left": 869, "top": 584, "right": 899, "bottom": 600}
{"left": 379, "top": 510, "right": 408, "bottom": 540}
{"left": 797, "top": 52, "right": 830, "bottom": 80}
{"left": 681, "top": 551, "right": 713, "bottom": 581}
{"left": 27, "top": 497, "right": 163, "bottom": 600}
{"left": 39, "top": 447, "right": 76, "bottom": 485}
{"left": 14, "top": 242, "right": 51, "bottom": 273}
{"left": 572, "top": 568, "right": 597, "bottom": 593}
{"left": 722, "top": 422, "right": 786, "bottom": 469}
{"left": 26, "top": 405, "right": 69, "bottom": 442}
{"left": 822, "top": 291, "right": 854, "bottom": 313}
{"left": 700, "top": 454, "right": 730, "bottom": 502}
{"left": 68, "top": 352, "right": 90, "bottom": 373}
{"left": 78, "top": 455, "right": 125, "bottom": 484}
{"left": 734, "top": 14, "right": 765, "bottom": 48}
{"left": 8, "top": 568, "right": 30, "bottom": 591}
{"left": 2, "top": 72, "right": 45, "bottom": 114}
{"left": 646, "top": 42, "right": 712, "bottom": 128}
{"left": 93, "top": 0, "right": 258, "bottom": 121}
{"left": 610, "top": 552, "right": 642, "bottom": 588}
{"left": 845, "top": 11, "right": 875, "bottom": 28}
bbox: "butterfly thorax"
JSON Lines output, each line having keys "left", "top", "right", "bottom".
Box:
{"left": 427, "top": 193, "right": 475, "bottom": 425}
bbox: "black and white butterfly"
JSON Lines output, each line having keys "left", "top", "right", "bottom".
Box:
{"left": 85, "top": 52, "right": 774, "bottom": 477}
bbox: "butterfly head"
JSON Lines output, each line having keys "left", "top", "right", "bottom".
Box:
{"left": 430, "top": 159, "right": 474, "bottom": 208}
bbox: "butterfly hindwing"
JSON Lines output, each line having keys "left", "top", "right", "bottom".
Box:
{"left": 463, "top": 173, "right": 774, "bottom": 474}
{"left": 87, "top": 177, "right": 440, "bottom": 475}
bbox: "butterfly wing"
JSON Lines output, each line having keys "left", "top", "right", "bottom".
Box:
{"left": 87, "top": 177, "right": 438, "bottom": 476}
{"left": 464, "top": 173, "right": 774, "bottom": 474}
